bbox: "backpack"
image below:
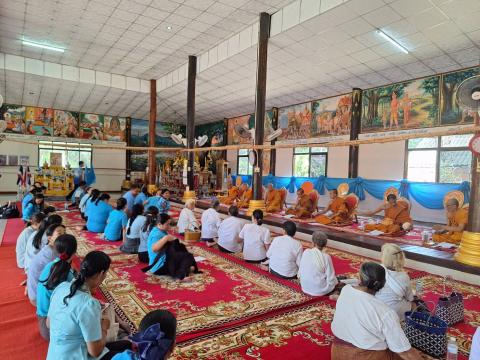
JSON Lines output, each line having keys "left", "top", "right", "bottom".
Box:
{"left": 0, "top": 203, "right": 20, "bottom": 219}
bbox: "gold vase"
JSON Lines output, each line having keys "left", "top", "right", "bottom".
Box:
{"left": 147, "top": 184, "right": 157, "bottom": 194}
{"left": 182, "top": 190, "right": 196, "bottom": 203}
{"left": 454, "top": 231, "right": 480, "bottom": 267}
{"left": 246, "top": 199, "right": 266, "bottom": 216}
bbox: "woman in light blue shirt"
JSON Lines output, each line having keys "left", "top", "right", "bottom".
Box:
{"left": 138, "top": 206, "right": 159, "bottom": 263}
{"left": 47, "top": 251, "right": 130, "bottom": 359}
{"left": 120, "top": 203, "right": 144, "bottom": 253}
{"left": 36, "top": 234, "right": 77, "bottom": 340}
{"left": 144, "top": 189, "right": 161, "bottom": 210}
{"left": 142, "top": 213, "right": 174, "bottom": 275}
{"left": 104, "top": 198, "right": 128, "bottom": 241}
{"left": 157, "top": 189, "right": 171, "bottom": 215}
{"left": 22, "top": 193, "right": 45, "bottom": 222}
{"left": 84, "top": 189, "right": 100, "bottom": 220}
{"left": 86, "top": 194, "right": 113, "bottom": 233}
{"left": 134, "top": 186, "right": 149, "bottom": 206}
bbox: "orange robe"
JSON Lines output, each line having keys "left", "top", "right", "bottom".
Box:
{"left": 315, "top": 197, "right": 349, "bottom": 225}
{"left": 364, "top": 204, "right": 412, "bottom": 234}
{"left": 238, "top": 188, "right": 253, "bottom": 208}
{"left": 286, "top": 194, "right": 314, "bottom": 218}
{"left": 222, "top": 186, "right": 239, "bottom": 205}
{"left": 432, "top": 208, "right": 468, "bottom": 244}
{"left": 266, "top": 190, "right": 282, "bottom": 213}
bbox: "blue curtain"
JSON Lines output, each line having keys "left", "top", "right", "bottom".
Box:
{"left": 85, "top": 166, "right": 96, "bottom": 186}
{"left": 236, "top": 174, "right": 471, "bottom": 210}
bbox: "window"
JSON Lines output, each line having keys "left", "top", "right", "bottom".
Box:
{"left": 406, "top": 134, "right": 473, "bottom": 183}
{"left": 237, "top": 149, "right": 253, "bottom": 175}
{"left": 293, "top": 147, "right": 328, "bottom": 177}
{"left": 38, "top": 141, "right": 92, "bottom": 168}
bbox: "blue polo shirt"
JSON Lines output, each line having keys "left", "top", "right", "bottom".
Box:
{"left": 157, "top": 197, "right": 170, "bottom": 214}
{"left": 86, "top": 201, "right": 113, "bottom": 233}
{"left": 122, "top": 190, "right": 137, "bottom": 211}
{"left": 147, "top": 227, "right": 167, "bottom": 273}
{"left": 36, "top": 258, "right": 75, "bottom": 317}
{"left": 144, "top": 196, "right": 160, "bottom": 210}
{"left": 22, "top": 202, "right": 40, "bottom": 221}
{"left": 22, "top": 193, "right": 33, "bottom": 211}
{"left": 104, "top": 209, "right": 128, "bottom": 241}
{"left": 134, "top": 192, "right": 147, "bottom": 206}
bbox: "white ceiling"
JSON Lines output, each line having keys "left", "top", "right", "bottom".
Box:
{"left": 1, "top": 0, "right": 480, "bottom": 124}
{"left": 0, "top": 0, "right": 293, "bottom": 79}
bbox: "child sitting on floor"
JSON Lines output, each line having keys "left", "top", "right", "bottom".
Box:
{"left": 138, "top": 206, "right": 159, "bottom": 263}
{"left": 298, "top": 231, "right": 338, "bottom": 296}
{"left": 36, "top": 234, "right": 77, "bottom": 340}
{"left": 111, "top": 309, "right": 177, "bottom": 360}
{"left": 238, "top": 209, "right": 271, "bottom": 262}
{"left": 104, "top": 198, "right": 128, "bottom": 241}
{"left": 27, "top": 223, "right": 66, "bottom": 305}
{"left": 266, "top": 221, "right": 303, "bottom": 279}
{"left": 22, "top": 193, "right": 45, "bottom": 222}
{"left": 121, "top": 203, "right": 145, "bottom": 254}
{"left": 16, "top": 212, "right": 46, "bottom": 270}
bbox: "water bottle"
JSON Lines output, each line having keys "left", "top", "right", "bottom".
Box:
{"left": 415, "top": 280, "right": 423, "bottom": 297}
{"left": 446, "top": 337, "right": 458, "bottom": 360}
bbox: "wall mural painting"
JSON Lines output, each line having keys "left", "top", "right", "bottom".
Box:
{"left": 361, "top": 75, "right": 440, "bottom": 133}
{"left": 80, "top": 113, "right": 104, "bottom": 140}
{"left": 0, "top": 104, "right": 26, "bottom": 134}
{"left": 263, "top": 149, "right": 271, "bottom": 176}
{"left": 130, "top": 119, "right": 185, "bottom": 147}
{"left": 227, "top": 114, "right": 254, "bottom": 145}
{"left": 104, "top": 116, "right": 126, "bottom": 142}
{"left": 25, "top": 107, "right": 54, "bottom": 136}
{"left": 311, "top": 94, "right": 352, "bottom": 137}
{"left": 277, "top": 102, "right": 312, "bottom": 141}
{"left": 54, "top": 110, "right": 80, "bottom": 138}
{"left": 130, "top": 150, "right": 148, "bottom": 171}
{"left": 441, "top": 67, "right": 480, "bottom": 125}
{"left": 195, "top": 120, "right": 226, "bottom": 173}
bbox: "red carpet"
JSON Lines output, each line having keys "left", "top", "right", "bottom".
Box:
{"left": 0, "top": 219, "right": 48, "bottom": 360}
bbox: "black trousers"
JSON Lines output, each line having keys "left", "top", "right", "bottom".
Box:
{"left": 269, "top": 268, "right": 297, "bottom": 280}
{"left": 218, "top": 245, "right": 234, "bottom": 254}
{"left": 138, "top": 251, "right": 149, "bottom": 263}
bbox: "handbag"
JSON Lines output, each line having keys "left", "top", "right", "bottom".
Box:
{"left": 0, "top": 202, "right": 20, "bottom": 219}
{"left": 404, "top": 302, "right": 448, "bottom": 358}
{"left": 435, "top": 276, "right": 464, "bottom": 326}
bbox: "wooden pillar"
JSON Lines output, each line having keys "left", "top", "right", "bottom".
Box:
{"left": 148, "top": 80, "right": 156, "bottom": 186}
{"left": 269, "top": 107, "right": 278, "bottom": 176}
{"left": 186, "top": 55, "right": 197, "bottom": 189}
{"left": 348, "top": 88, "right": 362, "bottom": 178}
{"left": 252, "top": 12, "right": 270, "bottom": 200}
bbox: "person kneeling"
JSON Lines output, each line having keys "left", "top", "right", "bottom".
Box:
{"left": 142, "top": 214, "right": 176, "bottom": 276}
{"left": 298, "top": 231, "right": 337, "bottom": 296}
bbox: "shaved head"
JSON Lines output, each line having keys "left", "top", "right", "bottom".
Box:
{"left": 446, "top": 198, "right": 459, "bottom": 208}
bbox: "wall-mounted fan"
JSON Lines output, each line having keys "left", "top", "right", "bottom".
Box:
{"left": 456, "top": 75, "right": 480, "bottom": 156}
{"left": 170, "top": 133, "right": 209, "bottom": 147}
{"left": 234, "top": 124, "right": 283, "bottom": 142}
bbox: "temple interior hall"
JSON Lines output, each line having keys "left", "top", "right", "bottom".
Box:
{"left": 1, "top": 0, "right": 480, "bottom": 359}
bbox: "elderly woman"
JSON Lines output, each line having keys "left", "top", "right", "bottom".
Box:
{"left": 177, "top": 199, "right": 199, "bottom": 235}
{"left": 331, "top": 262, "right": 421, "bottom": 360}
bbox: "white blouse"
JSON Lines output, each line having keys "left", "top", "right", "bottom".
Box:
{"left": 200, "top": 208, "right": 221, "bottom": 239}
{"left": 375, "top": 267, "right": 414, "bottom": 319}
{"left": 177, "top": 208, "right": 199, "bottom": 234}
{"left": 298, "top": 248, "right": 337, "bottom": 296}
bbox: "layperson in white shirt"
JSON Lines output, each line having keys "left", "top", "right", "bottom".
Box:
{"left": 177, "top": 199, "right": 199, "bottom": 235}
{"left": 217, "top": 206, "right": 244, "bottom": 253}
{"left": 331, "top": 262, "right": 421, "bottom": 360}
{"left": 298, "top": 231, "right": 337, "bottom": 296}
{"left": 375, "top": 243, "right": 415, "bottom": 319}
{"left": 238, "top": 209, "right": 271, "bottom": 262}
{"left": 266, "top": 221, "right": 303, "bottom": 279}
{"left": 200, "top": 200, "right": 222, "bottom": 246}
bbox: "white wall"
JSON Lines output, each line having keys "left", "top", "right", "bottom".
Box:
{"left": 358, "top": 141, "right": 405, "bottom": 180}
{"left": 327, "top": 146, "right": 349, "bottom": 178}
{"left": 0, "top": 139, "right": 125, "bottom": 193}
{"left": 226, "top": 150, "right": 237, "bottom": 175}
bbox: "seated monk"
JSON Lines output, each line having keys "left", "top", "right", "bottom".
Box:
{"left": 237, "top": 184, "right": 253, "bottom": 208}
{"left": 221, "top": 183, "right": 239, "bottom": 205}
{"left": 285, "top": 188, "right": 314, "bottom": 219}
{"left": 314, "top": 189, "right": 349, "bottom": 225}
{"left": 265, "top": 184, "right": 283, "bottom": 213}
{"left": 360, "top": 194, "right": 412, "bottom": 234}
{"left": 432, "top": 198, "right": 468, "bottom": 244}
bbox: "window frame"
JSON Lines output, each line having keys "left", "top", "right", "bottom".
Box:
{"left": 38, "top": 141, "right": 92, "bottom": 168}
{"left": 404, "top": 135, "right": 473, "bottom": 183}
{"left": 236, "top": 149, "right": 253, "bottom": 175}
{"left": 292, "top": 146, "right": 328, "bottom": 178}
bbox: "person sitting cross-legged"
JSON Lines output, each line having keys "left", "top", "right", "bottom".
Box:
{"left": 285, "top": 188, "right": 314, "bottom": 219}
{"left": 314, "top": 189, "right": 349, "bottom": 225}
{"left": 239, "top": 209, "right": 271, "bottom": 262}
{"left": 217, "top": 205, "right": 244, "bottom": 254}
{"left": 432, "top": 198, "right": 468, "bottom": 244}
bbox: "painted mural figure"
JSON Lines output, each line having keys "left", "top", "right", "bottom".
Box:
{"left": 389, "top": 91, "right": 399, "bottom": 129}
{"left": 402, "top": 92, "right": 412, "bottom": 127}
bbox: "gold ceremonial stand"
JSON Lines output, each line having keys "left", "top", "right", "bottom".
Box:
{"left": 247, "top": 199, "right": 266, "bottom": 216}
{"left": 183, "top": 190, "right": 197, "bottom": 203}
{"left": 455, "top": 231, "right": 480, "bottom": 267}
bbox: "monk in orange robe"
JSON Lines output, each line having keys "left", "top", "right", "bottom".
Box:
{"left": 237, "top": 184, "right": 252, "bottom": 208}
{"left": 221, "top": 183, "right": 239, "bottom": 205}
{"left": 361, "top": 194, "right": 412, "bottom": 234}
{"left": 265, "top": 184, "right": 283, "bottom": 213}
{"left": 314, "top": 189, "right": 349, "bottom": 225}
{"left": 432, "top": 198, "right": 468, "bottom": 244}
{"left": 285, "top": 188, "right": 314, "bottom": 218}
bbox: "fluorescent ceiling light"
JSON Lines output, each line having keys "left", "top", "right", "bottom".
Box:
{"left": 22, "top": 40, "right": 65, "bottom": 52}
{"left": 376, "top": 29, "right": 408, "bottom": 54}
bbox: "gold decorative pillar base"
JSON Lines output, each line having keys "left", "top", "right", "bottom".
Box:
{"left": 147, "top": 184, "right": 157, "bottom": 194}
{"left": 454, "top": 231, "right": 480, "bottom": 267}
{"left": 246, "top": 199, "right": 266, "bottom": 216}
{"left": 182, "top": 190, "right": 197, "bottom": 203}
